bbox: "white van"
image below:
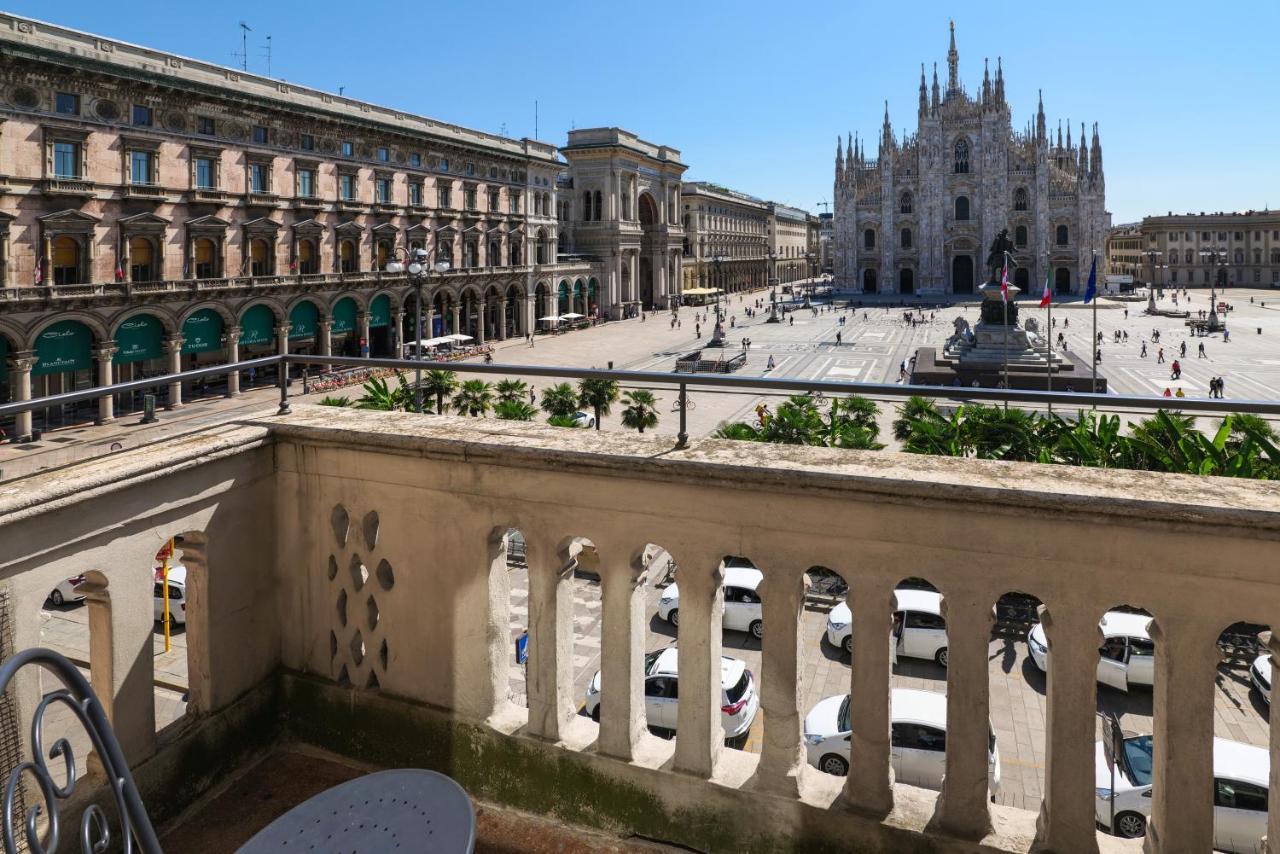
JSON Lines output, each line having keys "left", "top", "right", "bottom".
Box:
{"left": 657, "top": 564, "right": 764, "bottom": 640}
{"left": 1027, "top": 610, "right": 1154, "bottom": 691}
{"left": 802, "top": 688, "right": 1001, "bottom": 796}
{"left": 154, "top": 565, "right": 187, "bottom": 625}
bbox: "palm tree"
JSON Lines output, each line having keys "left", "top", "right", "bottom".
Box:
{"left": 495, "top": 378, "right": 529, "bottom": 404}
{"left": 577, "top": 378, "right": 620, "bottom": 431}
{"left": 962, "top": 404, "right": 1040, "bottom": 461}
{"left": 355, "top": 375, "right": 415, "bottom": 411}
{"left": 620, "top": 390, "right": 660, "bottom": 434}
{"left": 494, "top": 399, "right": 537, "bottom": 421}
{"left": 318, "top": 395, "right": 352, "bottom": 407}
{"left": 421, "top": 369, "right": 459, "bottom": 414}
{"left": 546, "top": 414, "right": 582, "bottom": 428}
{"left": 540, "top": 382, "right": 579, "bottom": 419}
{"left": 452, "top": 379, "right": 495, "bottom": 417}
{"left": 893, "top": 396, "right": 939, "bottom": 442}
{"left": 713, "top": 421, "right": 763, "bottom": 441}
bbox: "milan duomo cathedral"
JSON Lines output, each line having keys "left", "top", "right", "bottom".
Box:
{"left": 833, "top": 23, "right": 1109, "bottom": 296}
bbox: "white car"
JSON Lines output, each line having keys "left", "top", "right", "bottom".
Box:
{"left": 802, "top": 688, "right": 1001, "bottom": 795}
{"left": 1250, "top": 653, "right": 1271, "bottom": 704}
{"left": 1027, "top": 610, "right": 1154, "bottom": 691}
{"left": 657, "top": 564, "right": 764, "bottom": 639}
{"left": 571, "top": 411, "right": 596, "bottom": 428}
{"left": 47, "top": 575, "right": 86, "bottom": 607}
{"left": 582, "top": 645, "right": 758, "bottom": 741}
{"left": 1095, "top": 734, "right": 1269, "bottom": 852}
{"left": 827, "top": 588, "right": 949, "bottom": 667}
{"left": 154, "top": 565, "right": 187, "bottom": 625}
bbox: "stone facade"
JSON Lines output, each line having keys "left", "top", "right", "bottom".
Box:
{"left": 833, "top": 23, "right": 1108, "bottom": 297}
{"left": 768, "top": 203, "right": 816, "bottom": 285}
{"left": 678, "top": 182, "right": 770, "bottom": 295}
{"left": 0, "top": 13, "right": 684, "bottom": 432}
{"left": 1105, "top": 223, "right": 1142, "bottom": 281}
{"left": 1137, "top": 210, "right": 1280, "bottom": 289}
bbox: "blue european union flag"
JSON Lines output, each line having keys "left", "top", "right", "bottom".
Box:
{"left": 1083, "top": 258, "right": 1097, "bottom": 304}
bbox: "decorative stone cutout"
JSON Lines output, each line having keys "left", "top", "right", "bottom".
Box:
{"left": 366, "top": 596, "right": 379, "bottom": 631}
{"left": 366, "top": 671, "right": 380, "bottom": 689}
{"left": 11, "top": 86, "right": 37, "bottom": 109}
{"left": 327, "top": 555, "right": 338, "bottom": 581}
{"left": 336, "top": 589, "right": 347, "bottom": 627}
{"left": 330, "top": 504, "right": 350, "bottom": 546}
{"left": 379, "top": 639, "right": 389, "bottom": 671}
{"left": 348, "top": 555, "right": 368, "bottom": 591}
{"left": 375, "top": 559, "right": 394, "bottom": 591}
{"left": 336, "top": 664, "right": 350, "bottom": 686}
{"left": 349, "top": 630, "right": 365, "bottom": 666}
{"left": 93, "top": 99, "right": 119, "bottom": 120}
{"left": 362, "top": 511, "right": 379, "bottom": 551}
{"left": 329, "top": 631, "right": 338, "bottom": 662}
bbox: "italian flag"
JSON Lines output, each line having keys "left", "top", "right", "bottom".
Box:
{"left": 1039, "top": 269, "right": 1052, "bottom": 308}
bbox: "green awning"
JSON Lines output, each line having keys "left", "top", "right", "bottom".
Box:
{"left": 33, "top": 320, "right": 93, "bottom": 376}
{"left": 332, "top": 297, "right": 357, "bottom": 335}
{"left": 289, "top": 300, "right": 320, "bottom": 340}
{"left": 369, "top": 294, "right": 390, "bottom": 328}
{"left": 114, "top": 314, "right": 165, "bottom": 364}
{"left": 239, "top": 304, "right": 275, "bottom": 347}
{"left": 182, "top": 309, "right": 225, "bottom": 355}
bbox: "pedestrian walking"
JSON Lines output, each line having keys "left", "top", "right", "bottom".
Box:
{"left": 1180, "top": 341, "right": 1187, "bottom": 358}
{"left": 1175, "top": 387, "right": 1185, "bottom": 398}
{"left": 1162, "top": 388, "right": 1172, "bottom": 398}
{"left": 695, "top": 323, "right": 701, "bottom": 337}
{"left": 1157, "top": 347, "right": 1165, "bottom": 364}
{"left": 1095, "top": 348, "right": 1102, "bottom": 364}
{"left": 529, "top": 387, "right": 536, "bottom": 404}
{"left": 1171, "top": 359, "right": 1181, "bottom": 379}
{"left": 766, "top": 355, "right": 775, "bottom": 371}
{"left": 788, "top": 316, "right": 794, "bottom": 326}
{"left": 1140, "top": 342, "right": 1147, "bottom": 358}
{"left": 1198, "top": 341, "right": 1206, "bottom": 358}
{"left": 1218, "top": 376, "right": 1226, "bottom": 397}
{"left": 836, "top": 331, "right": 843, "bottom": 346}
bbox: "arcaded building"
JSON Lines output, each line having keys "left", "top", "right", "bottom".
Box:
{"left": 833, "top": 23, "right": 1108, "bottom": 296}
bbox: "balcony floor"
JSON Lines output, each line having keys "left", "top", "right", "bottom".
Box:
{"left": 159, "top": 743, "right": 681, "bottom": 853}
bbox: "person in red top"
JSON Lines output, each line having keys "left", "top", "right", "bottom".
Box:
{"left": 1162, "top": 388, "right": 1173, "bottom": 398}
{"left": 1171, "top": 359, "right": 1182, "bottom": 380}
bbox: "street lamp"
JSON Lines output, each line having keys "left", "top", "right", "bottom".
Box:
{"left": 802, "top": 252, "right": 816, "bottom": 307}
{"left": 766, "top": 249, "right": 780, "bottom": 323}
{"left": 711, "top": 253, "right": 725, "bottom": 321}
{"left": 386, "top": 246, "right": 451, "bottom": 412}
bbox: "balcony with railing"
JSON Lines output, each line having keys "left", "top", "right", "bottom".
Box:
{"left": 1, "top": 395, "right": 1275, "bottom": 853}
{"left": 41, "top": 176, "right": 96, "bottom": 196}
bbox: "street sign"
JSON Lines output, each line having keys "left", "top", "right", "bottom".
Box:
{"left": 515, "top": 630, "right": 529, "bottom": 665}
{"left": 1099, "top": 711, "right": 1123, "bottom": 832}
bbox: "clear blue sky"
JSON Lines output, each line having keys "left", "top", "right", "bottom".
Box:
{"left": 14, "top": 0, "right": 1279, "bottom": 224}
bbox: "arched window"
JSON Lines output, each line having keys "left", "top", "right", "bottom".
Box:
{"left": 1013, "top": 187, "right": 1028, "bottom": 211}
{"left": 1015, "top": 225, "right": 1028, "bottom": 247}
{"left": 1055, "top": 225, "right": 1069, "bottom": 246}
{"left": 298, "top": 239, "right": 316, "bottom": 274}
{"left": 250, "top": 238, "right": 270, "bottom": 276}
{"left": 899, "top": 192, "right": 913, "bottom": 214}
{"left": 194, "top": 238, "right": 217, "bottom": 279}
{"left": 900, "top": 228, "right": 912, "bottom": 249}
{"left": 863, "top": 229, "right": 876, "bottom": 250}
{"left": 954, "top": 138, "right": 970, "bottom": 174}
{"left": 954, "top": 196, "right": 970, "bottom": 221}
{"left": 489, "top": 240, "right": 501, "bottom": 266}
{"left": 593, "top": 190, "right": 602, "bottom": 222}
{"left": 339, "top": 239, "right": 356, "bottom": 273}
{"left": 510, "top": 237, "right": 522, "bottom": 265}
{"left": 582, "top": 191, "right": 590, "bottom": 222}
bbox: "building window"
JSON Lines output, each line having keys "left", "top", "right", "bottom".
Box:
{"left": 464, "top": 185, "right": 478, "bottom": 210}
{"left": 953, "top": 138, "right": 969, "bottom": 173}
{"left": 339, "top": 173, "right": 356, "bottom": 201}
{"left": 132, "top": 105, "right": 153, "bottom": 127}
{"left": 1235, "top": 249, "right": 1244, "bottom": 264}
{"left": 409, "top": 182, "right": 422, "bottom": 206}
{"left": 1234, "top": 231, "right": 1243, "bottom": 241}
{"left": 465, "top": 162, "right": 475, "bottom": 176}
{"left": 863, "top": 229, "right": 876, "bottom": 250}
{"left": 198, "top": 116, "right": 216, "bottom": 135}
{"left": 1013, "top": 188, "right": 1028, "bottom": 211}
{"left": 900, "top": 228, "right": 912, "bottom": 249}
{"left": 55, "top": 92, "right": 80, "bottom": 115}
{"left": 899, "top": 192, "right": 913, "bottom": 214}
{"left": 342, "top": 141, "right": 354, "bottom": 157}
{"left": 249, "top": 162, "right": 270, "bottom": 193}
{"left": 1056, "top": 225, "right": 1069, "bottom": 246}
{"left": 252, "top": 125, "right": 268, "bottom": 145}
{"left": 1218, "top": 231, "right": 1227, "bottom": 241}
{"left": 463, "top": 241, "right": 477, "bottom": 268}
{"left": 194, "top": 156, "right": 216, "bottom": 189}
{"left": 510, "top": 191, "right": 521, "bottom": 214}
{"left": 1168, "top": 251, "right": 1177, "bottom": 265}
{"left": 249, "top": 238, "right": 272, "bottom": 276}
{"left": 438, "top": 240, "right": 454, "bottom": 267}
{"left": 53, "top": 141, "right": 81, "bottom": 178}
{"left": 437, "top": 181, "right": 453, "bottom": 209}
{"left": 489, "top": 188, "right": 500, "bottom": 212}
{"left": 439, "top": 158, "right": 449, "bottom": 172}
{"left": 1171, "top": 270, "right": 1178, "bottom": 284}
{"left": 51, "top": 235, "right": 81, "bottom": 285}
{"left": 409, "top": 153, "right": 421, "bottom": 168}
{"left": 297, "top": 168, "right": 316, "bottom": 198}
{"left": 130, "top": 150, "right": 153, "bottom": 185}
{"left": 300, "top": 134, "right": 314, "bottom": 151}
{"left": 593, "top": 191, "right": 602, "bottom": 221}
{"left": 1185, "top": 249, "right": 1193, "bottom": 264}
{"left": 1015, "top": 225, "right": 1028, "bottom": 247}
{"left": 377, "top": 147, "right": 389, "bottom": 162}
{"left": 193, "top": 237, "right": 217, "bottom": 279}
{"left": 376, "top": 177, "right": 392, "bottom": 203}
{"left": 954, "top": 196, "right": 970, "bottom": 221}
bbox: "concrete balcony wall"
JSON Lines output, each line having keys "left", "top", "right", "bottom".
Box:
{"left": 4, "top": 407, "right": 1280, "bottom": 851}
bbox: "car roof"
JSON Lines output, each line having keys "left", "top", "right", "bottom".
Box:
{"left": 890, "top": 688, "right": 946, "bottom": 727}
{"left": 1213, "top": 737, "right": 1270, "bottom": 786}
{"left": 1099, "top": 610, "right": 1152, "bottom": 640}
{"left": 723, "top": 566, "right": 763, "bottom": 589}
{"left": 894, "top": 588, "right": 942, "bottom": 615}
{"left": 649, "top": 646, "right": 747, "bottom": 690}
{"left": 158, "top": 564, "right": 187, "bottom": 586}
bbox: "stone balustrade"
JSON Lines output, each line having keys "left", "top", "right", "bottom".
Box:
{"left": 3, "top": 407, "right": 1279, "bottom": 852}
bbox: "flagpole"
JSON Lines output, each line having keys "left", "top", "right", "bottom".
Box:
{"left": 1001, "top": 252, "right": 1010, "bottom": 408}
{"left": 1091, "top": 250, "right": 1098, "bottom": 395}
{"left": 1045, "top": 262, "right": 1053, "bottom": 414}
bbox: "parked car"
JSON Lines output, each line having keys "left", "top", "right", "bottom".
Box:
{"left": 1027, "top": 610, "right": 1154, "bottom": 691}
{"left": 582, "top": 645, "right": 758, "bottom": 742}
{"left": 825, "top": 588, "right": 949, "bottom": 667}
{"left": 802, "top": 688, "right": 1001, "bottom": 795}
{"left": 1250, "top": 653, "right": 1271, "bottom": 704}
{"left": 571, "top": 411, "right": 596, "bottom": 429}
{"left": 1095, "top": 733, "right": 1268, "bottom": 852}
{"left": 47, "top": 575, "right": 86, "bottom": 607}
{"left": 153, "top": 565, "right": 187, "bottom": 625}
{"left": 657, "top": 564, "right": 764, "bottom": 639}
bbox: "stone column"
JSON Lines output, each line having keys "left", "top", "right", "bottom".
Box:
{"left": 164, "top": 335, "right": 184, "bottom": 410}
{"left": 929, "top": 595, "right": 995, "bottom": 840}
{"left": 498, "top": 299, "right": 508, "bottom": 340}
{"left": 451, "top": 304, "right": 461, "bottom": 337}
{"left": 8, "top": 351, "right": 35, "bottom": 441}
{"left": 1145, "top": 618, "right": 1219, "bottom": 853}
{"left": 94, "top": 343, "right": 116, "bottom": 424}
{"left": 526, "top": 294, "right": 537, "bottom": 336}
{"left": 672, "top": 550, "right": 724, "bottom": 778}
{"left": 597, "top": 547, "right": 648, "bottom": 761}
{"left": 629, "top": 253, "right": 639, "bottom": 306}
{"left": 225, "top": 328, "right": 241, "bottom": 396}
{"left": 1032, "top": 605, "right": 1101, "bottom": 854}
{"left": 752, "top": 568, "right": 805, "bottom": 797}
{"left": 392, "top": 311, "right": 405, "bottom": 356}
{"left": 425, "top": 308, "right": 436, "bottom": 342}
{"left": 524, "top": 533, "right": 574, "bottom": 741}
{"left": 843, "top": 577, "right": 895, "bottom": 817}
{"left": 275, "top": 325, "right": 291, "bottom": 360}
{"left": 476, "top": 301, "right": 486, "bottom": 345}
{"left": 317, "top": 319, "right": 332, "bottom": 358}
{"left": 357, "top": 312, "right": 371, "bottom": 357}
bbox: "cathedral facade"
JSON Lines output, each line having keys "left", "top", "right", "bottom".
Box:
{"left": 833, "top": 24, "right": 1108, "bottom": 297}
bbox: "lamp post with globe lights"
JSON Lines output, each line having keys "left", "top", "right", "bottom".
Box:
{"left": 386, "top": 246, "right": 451, "bottom": 412}
{"left": 766, "top": 250, "right": 780, "bottom": 323}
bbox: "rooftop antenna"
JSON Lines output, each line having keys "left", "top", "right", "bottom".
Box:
{"left": 236, "top": 21, "right": 252, "bottom": 72}
{"left": 816, "top": 200, "right": 831, "bottom": 214}
{"left": 499, "top": 122, "right": 507, "bottom": 137}
{"left": 260, "top": 34, "right": 272, "bottom": 77}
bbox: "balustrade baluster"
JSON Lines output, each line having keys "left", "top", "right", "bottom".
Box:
{"left": 843, "top": 577, "right": 894, "bottom": 817}
{"left": 524, "top": 533, "right": 574, "bottom": 741}
{"left": 597, "top": 544, "right": 647, "bottom": 761}
{"left": 672, "top": 550, "right": 724, "bottom": 778}
{"left": 753, "top": 566, "right": 804, "bottom": 796}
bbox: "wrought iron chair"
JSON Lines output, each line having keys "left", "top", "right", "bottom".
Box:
{"left": 0, "top": 647, "right": 162, "bottom": 854}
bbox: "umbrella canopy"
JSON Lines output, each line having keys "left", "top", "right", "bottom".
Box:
{"left": 537, "top": 315, "right": 562, "bottom": 322}
{"left": 448, "top": 334, "right": 473, "bottom": 341}
{"left": 561, "top": 312, "right": 585, "bottom": 319}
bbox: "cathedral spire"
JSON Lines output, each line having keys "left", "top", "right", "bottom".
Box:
{"left": 931, "top": 63, "right": 940, "bottom": 113}
{"left": 919, "top": 63, "right": 928, "bottom": 116}
{"left": 947, "top": 20, "right": 959, "bottom": 95}
{"left": 835, "top": 135, "right": 844, "bottom": 183}
{"left": 1078, "top": 123, "right": 1089, "bottom": 174}
{"left": 1091, "top": 122, "right": 1103, "bottom": 176}
{"left": 1057, "top": 120, "right": 1062, "bottom": 150}
{"left": 995, "top": 57, "right": 1005, "bottom": 104}
{"left": 1036, "top": 89, "right": 1046, "bottom": 142}
{"left": 882, "top": 100, "right": 893, "bottom": 151}
{"left": 982, "top": 58, "right": 991, "bottom": 105}
{"left": 1067, "top": 119, "right": 1072, "bottom": 151}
